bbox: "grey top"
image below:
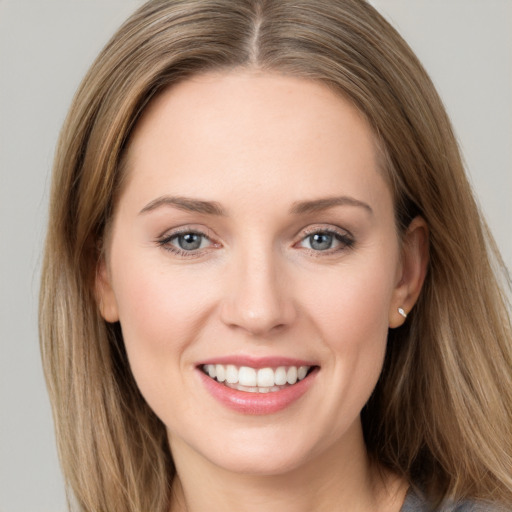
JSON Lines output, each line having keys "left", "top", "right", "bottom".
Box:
{"left": 400, "top": 487, "right": 511, "bottom": 512}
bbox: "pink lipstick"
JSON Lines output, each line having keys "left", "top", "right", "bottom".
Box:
{"left": 196, "top": 356, "right": 319, "bottom": 415}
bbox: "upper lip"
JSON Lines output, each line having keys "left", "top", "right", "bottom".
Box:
{"left": 197, "top": 355, "right": 318, "bottom": 369}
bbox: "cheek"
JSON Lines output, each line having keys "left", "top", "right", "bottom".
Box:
{"left": 109, "top": 251, "right": 217, "bottom": 398}
{"left": 299, "top": 248, "right": 398, "bottom": 394}
{"left": 305, "top": 258, "right": 396, "bottom": 343}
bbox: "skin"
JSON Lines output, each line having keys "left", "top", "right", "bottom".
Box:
{"left": 97, "top": 70, "right": 428, "bottom": 512}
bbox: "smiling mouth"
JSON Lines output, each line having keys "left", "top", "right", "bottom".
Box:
{"left": 200, "top": 364, "right": 316, "bottom": 393}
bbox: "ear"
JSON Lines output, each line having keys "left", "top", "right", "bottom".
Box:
{"left": 95, "top": 256, "right": 120, "bottom": 323}
{"left": 389, "top": 216, "right": 429, "bottom": 328}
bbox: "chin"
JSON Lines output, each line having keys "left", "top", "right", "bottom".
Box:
{"left": 208, "top": 445, "right": 313, "bottom": 477}
{"left": 178, "top": 422, "right": 329, "bottom": 477}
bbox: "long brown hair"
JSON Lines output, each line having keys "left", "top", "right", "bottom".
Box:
{"left": 40, "top": 1, "right": 512, "bottom": 510}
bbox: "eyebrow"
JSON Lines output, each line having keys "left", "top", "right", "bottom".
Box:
{"left": 139, "top": 194, "right": 372, "bottom": 217}
{"left": 290, "top": 196, "right": 373, "bottom": 216}
{"left": 139, "top": 195, "right": 226, "bottom": 216}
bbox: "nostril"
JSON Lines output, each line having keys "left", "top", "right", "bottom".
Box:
{"left": 221, "top": 304, "right": 291, "bottom": 336}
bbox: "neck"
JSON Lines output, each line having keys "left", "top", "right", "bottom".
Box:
{"left": 168, "top": 422, "right": 407, "bottom": 512}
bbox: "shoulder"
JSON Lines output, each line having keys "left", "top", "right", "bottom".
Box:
{"left": 400, "top": 487, "right": 511, "bottom": 512}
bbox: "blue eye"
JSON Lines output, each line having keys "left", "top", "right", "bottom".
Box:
{"left": 157, "top": 230, "right": 213, "bottom": 255}
{"left": 308, "top": 233, "right": 335, "bottom": 251}
{"left": 172, "top": 232, "right": 208, "bottom": 251}
{"left": 299, "top": 229, "right": 353, "bottom": 252}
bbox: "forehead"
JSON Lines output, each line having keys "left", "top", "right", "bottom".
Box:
{"left": 120, "top": 70, "right": 390, "bottom": 213}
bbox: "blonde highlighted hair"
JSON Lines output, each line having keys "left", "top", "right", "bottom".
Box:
{"left": 40, "top": 1, "right": 512, "bottom": 510}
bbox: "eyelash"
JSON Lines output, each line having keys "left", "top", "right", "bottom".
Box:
{"left": 156, "top": 228, "right": 217, "bottom": 258}
{"left": 156, "top": 225, "right": 355, "bottom": 258}
{"left": 297, "top": 226, "right": 355, "bottom": 255}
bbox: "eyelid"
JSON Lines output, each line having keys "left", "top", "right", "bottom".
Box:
{"left": 296, "top": 223, "right": 354, "bottom": 242}
{"left": 299, "top": 223, "right": 351, "bottom": 236}
{"left": 293, "top": 224, "right": 355, "bottom": 253}
{"left": 154, "top": 223, "right": 354, "bottom": 257}
{"left": 155, "top": 225, "right": 221, "bottom": 257}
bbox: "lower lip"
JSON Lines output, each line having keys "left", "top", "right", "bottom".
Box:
{"left": 197, "top": 367, "right": 318, "bottom": 415}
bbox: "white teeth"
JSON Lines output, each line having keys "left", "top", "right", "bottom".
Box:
{"left": 215, "top": 364, "right": 226, "bottom": 382}
{"left": 203, "top": 363, "right": 312, "bottom": 391}
{"left": 257, "top": 368, "right": 275, "bottom": 387}
{"left": 274, "top": 366, "right": 287, "bottom": 386}
{"left": 286, "top": 366, "right": 298, "bottom": 385}
{"left": 206, "top": 364, "right": 216, "bottom": 378}
{"left": 238, "top": 366, "right": 257, "bottom": 387}
{"left": 226, "top": 364, "right": 238, "bottom": 384}
{"left": 224, "top": 382, "right": 260, "bottom": 393}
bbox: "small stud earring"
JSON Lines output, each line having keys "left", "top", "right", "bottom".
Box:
{"left": 398, "top": 307, "right": 407, "bottom": 319}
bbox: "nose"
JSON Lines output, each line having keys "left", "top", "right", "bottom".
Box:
{"left": 219, "top": 248, "right": 297, "bottom": 337}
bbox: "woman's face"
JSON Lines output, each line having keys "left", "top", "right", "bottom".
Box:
{"left": 98, "top": 71, "right": 420, "bottom": 475}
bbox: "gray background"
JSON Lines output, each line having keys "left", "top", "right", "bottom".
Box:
{"left": 0, "top": 1, "right": 510, "bottom": 511}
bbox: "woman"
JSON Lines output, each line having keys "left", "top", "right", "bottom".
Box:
{"left": 39, "top": 1, "right": 512, "bottom": 511}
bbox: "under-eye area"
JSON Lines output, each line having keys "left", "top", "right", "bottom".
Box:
{"left": 200, "top": 364, "right": 318, "bottom": 393}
